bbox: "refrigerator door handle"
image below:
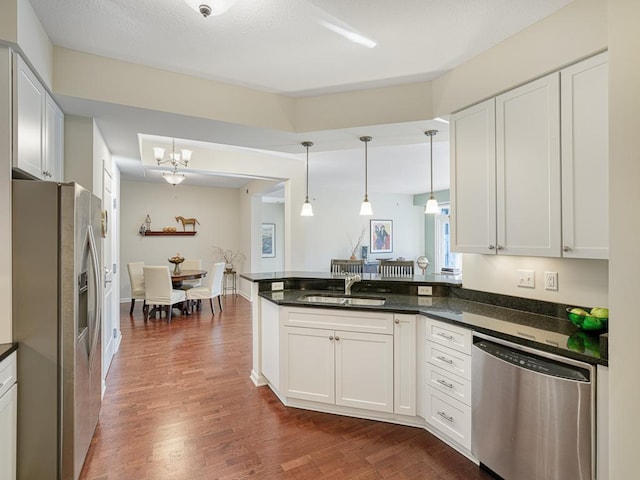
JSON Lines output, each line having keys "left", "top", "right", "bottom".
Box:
{"left": 87, "top": 225, "right": 102, "bottom": 367}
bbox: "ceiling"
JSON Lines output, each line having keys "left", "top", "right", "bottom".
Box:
{"left": 29, "top": 0, "right": 572, "bottom": 194}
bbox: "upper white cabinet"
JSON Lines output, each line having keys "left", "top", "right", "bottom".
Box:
{"left": 560, "top": 52, "right": 609, "bottom": 259}
{"left": 496, "top": 73, "right": 561, "bottom": 257}
{"left": 13, "top": 54, "right": 64, "bottom": 181}
{"left": 451, "top": 53, "right": 608, "bottom": 259}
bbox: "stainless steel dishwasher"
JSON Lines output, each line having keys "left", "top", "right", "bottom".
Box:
{"left": 472, "top": 332, "right": 595, "bottom": 480}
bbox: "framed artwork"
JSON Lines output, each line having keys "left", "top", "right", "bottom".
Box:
{"left": 370, "top": 219, "right": 393, "bottom": 253}
{"left": 261, "top": 223, "right": 276, "bottom": 258}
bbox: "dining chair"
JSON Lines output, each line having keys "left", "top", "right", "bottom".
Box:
{"left": 143, "top": 266, "right": 186, "bottom": 322}
{"left": 127, "top": 261, "right": 146, "bottom": 314}
{"left": 186, "top": 262, "right": 225, "bottom": 314}
{"left": 180, "top": 258, "right": 203, "bottom": 289}
{"left": 330, "top": 259, "right": 364, "bottom": 274}
{"left": 379, "top": 260, "right": 414, "bottom": 277}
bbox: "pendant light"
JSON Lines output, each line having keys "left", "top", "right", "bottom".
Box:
{"left": 300, "top": 141, "right": 314, "bottom": 217}
{"left": 424, "top": 129, "right": 440, "bottom": 214}
{"left": 359, "top": 136, "right": 373, "bottom": 216}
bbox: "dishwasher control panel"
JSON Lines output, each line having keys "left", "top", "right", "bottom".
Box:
{"left": 474, "top": 339, "right": 590, "bottom": 382}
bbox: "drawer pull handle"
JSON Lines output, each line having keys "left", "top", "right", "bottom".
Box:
{"left": 437, "top": 379, "right": 454, "bottom": 389}
{"left": 436, "top": 355, "right": 453, "bottom": 365}
{"left": 335, "top": 336, "right": 340, "bottom": 341}
{"left": 0, "top": 376, "right": 12, "bottom": 389}
{"left": 329, "top": 336, "right": 334, "bottom": 341}
{"left": 437, "top": 411, "right": 454, "bottom": 423}
{"left": 437, "top": 332, "right": 455, "bottom": 341}
{"left": 517, "top": 331, "right": 536, "bottom": 340}
{"left": 394, "top": 319, "right": 400, "bottom": 324}
{"left": 488, "top": 245, "right": 495, "bottom": 250}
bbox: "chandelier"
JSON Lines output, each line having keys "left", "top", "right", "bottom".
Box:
{"left": 154, "top": 139, "right": 192, "bottom": 185}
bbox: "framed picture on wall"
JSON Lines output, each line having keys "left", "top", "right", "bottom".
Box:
{"left": 262, "top": 223, "right": 276, "bottom": 258}
{"left": 370, "top": 219, "right": 393, "bottom": 253}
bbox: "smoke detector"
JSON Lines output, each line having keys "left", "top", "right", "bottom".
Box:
{"left": 183, "top": 0, "right": 236, "bottom": 17}
{"left": 198, "top": 4, "right": 212, "bottom": 17}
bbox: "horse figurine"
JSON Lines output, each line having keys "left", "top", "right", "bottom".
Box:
{"left": 175, "top": 216, "right": 199, "bottom": 231}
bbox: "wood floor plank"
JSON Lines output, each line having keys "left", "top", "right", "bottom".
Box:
{"left": 79, "top": 297, "right": 494, "bottom": 480}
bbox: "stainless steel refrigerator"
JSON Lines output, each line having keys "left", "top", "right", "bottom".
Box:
{"left": 12, "top": 180, "right": 102, "bottom": 480}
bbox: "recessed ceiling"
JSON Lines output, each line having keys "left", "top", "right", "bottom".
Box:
{"left": 29, "top": 0, "right": 572, "bottom": 194}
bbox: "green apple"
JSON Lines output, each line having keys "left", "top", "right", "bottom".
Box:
{"left": 590, "top": 307, "right": 609, "bottom": 318}
{"left": 570, "top": 308, "right": 589, "bottom": 316}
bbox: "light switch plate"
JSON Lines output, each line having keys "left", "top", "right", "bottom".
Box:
{"left": 517, "top": 269, "right": 535, "bottom": 288}
{"left": 271, "top": 281, "right": 284, "bottom": 291}
{"left": 418, "top": 286, "right": 433, "bottom": 296}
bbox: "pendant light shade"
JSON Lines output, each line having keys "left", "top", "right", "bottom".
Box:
{"left": 359, "top": 136, "right": 373, "bottom": 216}
{"left": 424, "top": 129, "right": 440, "bottom": 214}
{"left": 300, "top": 141, "right": 314, "bottom": 217}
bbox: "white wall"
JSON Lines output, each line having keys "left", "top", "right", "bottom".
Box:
{"left": 261, "top": 202, "right": 285, "bottom": 272}
{"left": 16, "top": 0, "right": 53, "bottom": 88}
{"left": 0, "top": 48, "right": 12, "bottom": 343}
{"left": 119, "top": 181, "right": 242, "bottom": 300}
{"left": 608, "top": 0, "right": 640, "bottom": 477}
{"left": 300, "top": 188, "right": 425, "bottom": 271}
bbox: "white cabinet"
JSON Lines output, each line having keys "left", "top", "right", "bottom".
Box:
{"left": 393, "top": 314, "right": 416, "bottom": 416}
{"left": 560, "top": 52, "right": 609, "bottom": 259}
{"left": 496, "top": 73, "right": 561, "bottom": 257}
{"left": 451, "top": 73, "right": 561, "bottom": 257}
{"left": 424, "top": 318, "right": 473, "bottom": 452}
{"left": 282, "top": 308, "right": 394, "bottom": 413}
{"left": 260, "top": 298, "right": 280, "bottom": 390}
{"left": 13, "top": 54, "right": 64, "bottom": 181}
{"left": 0, "top": 352, "right": 17, "bottom": 480}
{"left": 451, "top": 54, "right": 607, "bottom": 259}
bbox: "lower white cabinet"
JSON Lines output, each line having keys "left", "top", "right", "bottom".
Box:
{"left": 0, "top": 352, "right": 17, "bottom": 480}
{"left": 281, "top": 308, "right": 394, "bottom": 414}
{"left": 394, "top": 314, "right": 416, "bottom": 416}
{"left": 424, "top": 318, "right": 473, "bottom": 452}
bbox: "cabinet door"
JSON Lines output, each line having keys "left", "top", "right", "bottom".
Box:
{"left": 0, "top": 384, "right": 17, "bottom": 480}
{"left": 282, "top": 326, "right": 334, "bottom": 404}
{"left": 450, "top": 98, "right": 497, "bottom": 254}
{"left": 561, "top": 52, "right": 608, "bottom": 259}
{"left": 496, "top": 73, "right": 561, "bottom": 257}
{"left": 335, "top": 330, "right": 393, "bottom": 413}
{"left": 44, "top": 94, "right": 64, "bottom": 182}
{"left": 13, "top": 55, "right": 45, "bottom": 179}
{"left": 260, "top": 298, "right": 280, "bottom": 389}
{"left": 394, "top": 314, "right": 416, "bottom": 416}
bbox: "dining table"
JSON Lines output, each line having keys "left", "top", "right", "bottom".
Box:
{"left": 171, "top": 269, "right": 207, "bottom": 288}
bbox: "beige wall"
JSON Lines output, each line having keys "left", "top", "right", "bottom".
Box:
{"left": 608, "top": 0, "right": 640, "bottom": 477}
{"left": 0, "top": 47, "right": 12, "bottom": 343}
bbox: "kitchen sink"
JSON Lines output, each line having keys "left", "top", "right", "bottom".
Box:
{"left": 299, "top": 294, "right": 386, "bottom": 306}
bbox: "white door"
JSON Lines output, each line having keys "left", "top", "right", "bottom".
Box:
{"left": 283, "top": 326, "right": 335, "bottom": 404}
{"left": 102, "top": 166, "right": 116, "bottom": 382}
{"left": 496, "top": 72, "right": 561, "bottom": 257}
{"left": 450, "top": 98, "right": 497, "bottom": 254}
{"left": 335, "top": 330, "right": 393, "bottom": 413}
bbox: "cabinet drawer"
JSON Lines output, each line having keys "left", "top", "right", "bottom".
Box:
{"left": 425, "top": 317, "right": 472, "bottom": 354}
{"left": 283, "top": 307, "right": 393, "bottom": 334}
{"left": 425, "top": 363, "right": 471, "bottom": 406}
{"left": 426, "top": 342, "right": 472, "bottom": 381}
{"left": 425, "top": 385, "right": 472, "bottom": 451}
{"left": 0, "top": 352, "right": 16, "bottom": 399}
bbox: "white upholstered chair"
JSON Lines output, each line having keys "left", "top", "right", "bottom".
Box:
{"left": 186, "top": 262, "right": 225, "bottom": 314}
{"left": 179, "top": 258, "right": 203, "bottom": 289}
{"left": 127, "top": 261, "right": 146, "bottom": 315}
{"left": 143, "top": 266, "right": 186, "bottom": 322}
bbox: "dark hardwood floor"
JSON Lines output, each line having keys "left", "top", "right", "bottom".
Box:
{"left": 80, "top": 296, "right": 493, "bottom": 480}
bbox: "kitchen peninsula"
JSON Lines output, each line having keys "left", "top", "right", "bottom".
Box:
{"left": 242, "top": 271, "right": 607, "bottom": 468}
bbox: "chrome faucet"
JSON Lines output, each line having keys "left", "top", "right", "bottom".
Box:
{"left": 344, "top": 273, "right": 361, "bottom": 295}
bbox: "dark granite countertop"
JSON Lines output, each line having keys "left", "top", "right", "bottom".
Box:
{"left": 240, "top": 270, "right": 463, "bottom": 286}
{"left": 0, "top": 343, "right": 18, "bottom": 363}
{"left": 259, "top": 289, "right": 607, "bottom": 366}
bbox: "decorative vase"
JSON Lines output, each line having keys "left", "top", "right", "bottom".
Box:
{"left": 225, "top": 263, "right": 234, "bottom": 272}
{"left": 349, "top": 254, "right": 357, "bottom": 260}
{"left": 173, "top": 262, "right": 181, "bottom": 275}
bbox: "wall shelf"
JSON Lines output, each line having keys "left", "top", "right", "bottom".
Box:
{"left": 142, "top": 231, "right": 197, "bottom": 236}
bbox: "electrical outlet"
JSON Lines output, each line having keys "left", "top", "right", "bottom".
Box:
{"left": 544, "top": 271, "right": 558, "bottom": 291}
{"left": 271, "top": 281, "right": 284, "bottom": 291}
{"left": 418, "top": 286, "right": 433, "bottom": 296}
{"left": 517, "top": 269, "right": 535, "bottom": 288}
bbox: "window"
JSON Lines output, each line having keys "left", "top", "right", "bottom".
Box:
{"left": 434, "top": 206, "right": 462, "bottom": 273}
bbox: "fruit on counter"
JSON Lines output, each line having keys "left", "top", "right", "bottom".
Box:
{"left": 590, "top": 307, "right": 609, "bottom": 318}
{"left": 169, "top": 254, "right": 185, "bottom": 263}
{"left": 570, "top": 308, "right": 590, "bottom": 316}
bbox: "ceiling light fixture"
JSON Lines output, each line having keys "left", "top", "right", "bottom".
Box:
{"left": 183, "top": 0, "right": 235, "bottom": 17}
{"left": 301, "top": 141, "right": 314, "bottom": 217}
{"left": 359, "top": 136, "right": 373, "bottom": 216}
{"left": 424, "top": 129, "right": 440, "bottom": 214}
{"left": 155, "top": 138, "right": 191, "bottom": 185}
